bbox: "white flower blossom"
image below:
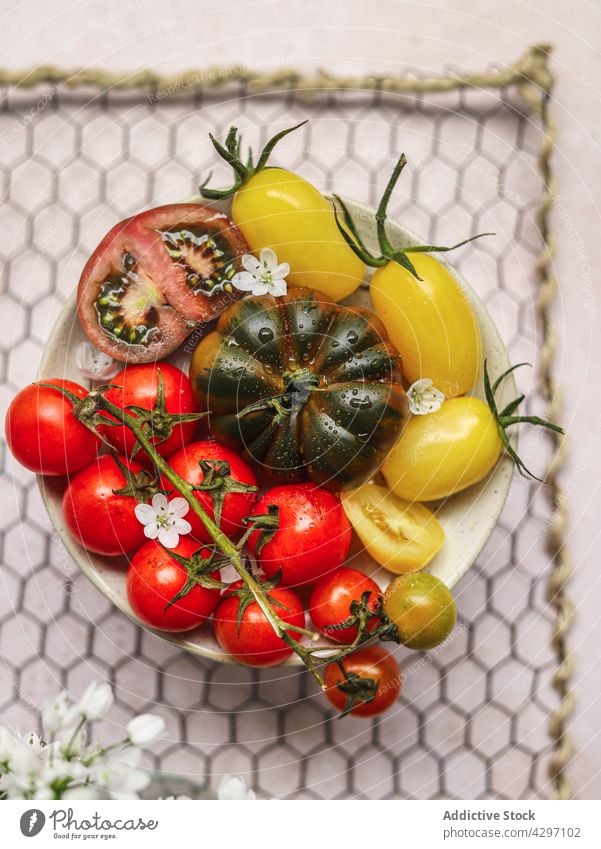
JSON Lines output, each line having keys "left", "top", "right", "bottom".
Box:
{"left": 89, "top": 748, "right": 151, "bottom": 799}
{"left": 62, "top": 785, "right": 101, "bottom": 800}
{"left": 217, "top": 775, "right": 256, "bottom": 800}
{"left": 42, "top": 691, "right": 72, "bottom": 735}
{"left": 0, "top": 681, "right": 167, "bottom": 802}
{"left": 77, "top": 681, "right": 114, "bottom": 721}
{"left": 134, "top": 493, "right": 192, "bottom": 549}
{"left": 75, "top": 341, "right": 120, "bottom": 381}
{"left": 406, "top": 378, "right": 445, "bottom": 415}
{"left": 232, "top": 248, "right": 289, "bottom": 297}
{"left": 0, "top": 726, "right": 17, "bottom": 764}
{"left": 126, "top": 714, "right": 166, "bottom": 746}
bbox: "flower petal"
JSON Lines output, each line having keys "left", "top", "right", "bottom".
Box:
{"left": 241, "top": 254, "right": 262, "bottom": 275}
{"left": 158, "top": 527, "right": 179, "bottom": 549}
{"left": 410, "top": 378, "right": 433, "bottom": 393}
{"left": 407, "top": 378, "right": 445, "bottom": 415}
{"left": 169, "top": 497, "right": 190, "bottom": 518}
{"left": 134, "top": 503, "right": 156, "bottom": 525}
{"left": 251, "top": 282, "right": 270, "bottom": 296}
{"left": 272, "top": 262, "right": 290, "bottom": 280}
{"left": 269, "top": 279, "right": 288, "bottom": 298}
{"left": 259, "top": 247, "right": 278, "bottom": 270}
{"left": 151, "top": 492, "right": 169, "bottom": 513}
{"left": 143, "top": 523, "right": 160, "bottom": 540}
{"left": 171, "top": 518, "right": 192, "bottom": 535}
{"left": 232, "top": 271, "right": 258, "bottom": 292}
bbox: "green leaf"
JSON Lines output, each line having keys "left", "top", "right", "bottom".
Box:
{"left": 255, "top": 120, "right": 308, "bottom": 172}
{"left": 483, "top": 359, "right": 564, "bottom": 483}
{"left": 404, "top": 232, "right": 494, "bottom": 254}
{"left": 390, "top": 250, "right": 420, "bottom": 279}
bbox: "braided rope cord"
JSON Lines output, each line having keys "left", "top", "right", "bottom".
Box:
{"left": 0, "top": 42, "right": 573, "bottom": 799}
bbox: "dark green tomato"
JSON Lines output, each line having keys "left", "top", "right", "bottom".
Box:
{"left": 190, "top": 287, "right": 408, "bottom": 491}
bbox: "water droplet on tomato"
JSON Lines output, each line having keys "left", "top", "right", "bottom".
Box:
{"left": 350, "top": 396, "right": 372, "bottom": 410}
{"left": 258, "top": 327, "right": 274, "bottom": 343}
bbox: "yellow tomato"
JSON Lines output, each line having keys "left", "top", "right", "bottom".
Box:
{"left": 231, "top": 168, "right": 365, "bottom": 301}
{"left": 341, "top": 483, "right": 444, "bottom": 574}
{"left": 382, "top": 397, "right": 503, "bottom": 502}
{"left": 370, "top": 253, "right": 482, "bottom": 397}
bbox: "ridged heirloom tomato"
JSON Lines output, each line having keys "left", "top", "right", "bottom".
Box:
{"left": 5, "top": 380, "right": 98, "bottom": 476}
{"left": 201, "top": 123, "right": 365, "bottom": 301}
{"left": 190, "top": 288, "right": 408, "bottom": 491}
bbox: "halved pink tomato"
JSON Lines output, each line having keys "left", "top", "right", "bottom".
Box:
{"left": 77, "top": 203, "right": 249, "bottom": 363}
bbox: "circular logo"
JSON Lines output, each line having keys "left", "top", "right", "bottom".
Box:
{"left": 19, "top": 810, "right": 45, "bottom": 837}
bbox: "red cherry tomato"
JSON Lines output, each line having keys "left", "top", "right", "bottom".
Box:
{"left": 100, "top": 363, "right": 201, "bottom": 463}
{"left": 77, "top": 203, "right": 248, "bottom": 363}
{"left": 127, "top": 537, "right": 220, "bottom": 632}
{"left": 166, "top": 440, "right": 258, "bottom": 544}
{"left": 248, "top": 484, "right": 352, "bottom": 587}
{"left": 309, "top": 567, "right": 382, "bottom": 644}
{"left": 213, "top": 580, "right": 305, "bottom": 667}
{"left": 62, "top": 455, "right": 147, "bottom": 556}
{"left": 323, "top": 645, "right": 402, "bottom": 717}
{"left": 5, "top": 380, "right": 98, "bottom": 476}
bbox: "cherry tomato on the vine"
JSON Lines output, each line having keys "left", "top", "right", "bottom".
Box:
{"left": 100, "top": 363, "right": 202, "bottom": 464}
{"left": 323, "top": 645, "right": 401, "bottom": 717}
{"left": 127, "top": 537, "right": 220, "bottom": 632}
{"left": 308, "top": 567, "right": 382, "bottom": 644}
{"left": 5, "top": 380, "right": 98, "bottom": 476}
{"left": 248, "top": 483, "right": 352, "bottom": 588}
{"left": 213, "top": 580, "right": 305, "bottom": 667}
{"left": 62, "top": 454, "right": 147, "bottom": 556}
{"left": 165, "top": 440, "right": 258, "bottom": 544}
{"left": 383, "top": 572, "right": 456, "bottom": 650}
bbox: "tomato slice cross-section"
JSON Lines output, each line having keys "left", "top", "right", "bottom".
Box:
{"left": 77, "top": 203, "right": 249, "bottom": 363}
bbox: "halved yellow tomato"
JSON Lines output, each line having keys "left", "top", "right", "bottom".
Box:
{"left": 341, "top": 483, "right": 444, "bottom": 574}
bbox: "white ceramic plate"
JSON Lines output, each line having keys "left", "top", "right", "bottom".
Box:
{"left": 38, "top": 199, "right": 515, "bottom": 664}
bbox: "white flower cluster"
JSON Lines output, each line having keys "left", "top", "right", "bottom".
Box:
{"left": 0, "top": 682, "right": 165, "bottom": 800}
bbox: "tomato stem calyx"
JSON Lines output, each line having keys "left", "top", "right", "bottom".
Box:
{"left": 125, "top": 368, "right": 208, "bottom": 460}
{"left": 200, "top": 121, "right": 308, "bottom": 200}
{"left": 332, "top": 660, "right": 379, "bottom": 717}
{"left": 483, "top": 360, "right": 564, "bottom": 481}
{"left": 333, "top": 153, "right": 494, "bottom": 279}
{"left": 193, "top": 458, "right": 258, "bottom": 529}
{"left": 162, "top": 545, "right": 229, "bottom": 612}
